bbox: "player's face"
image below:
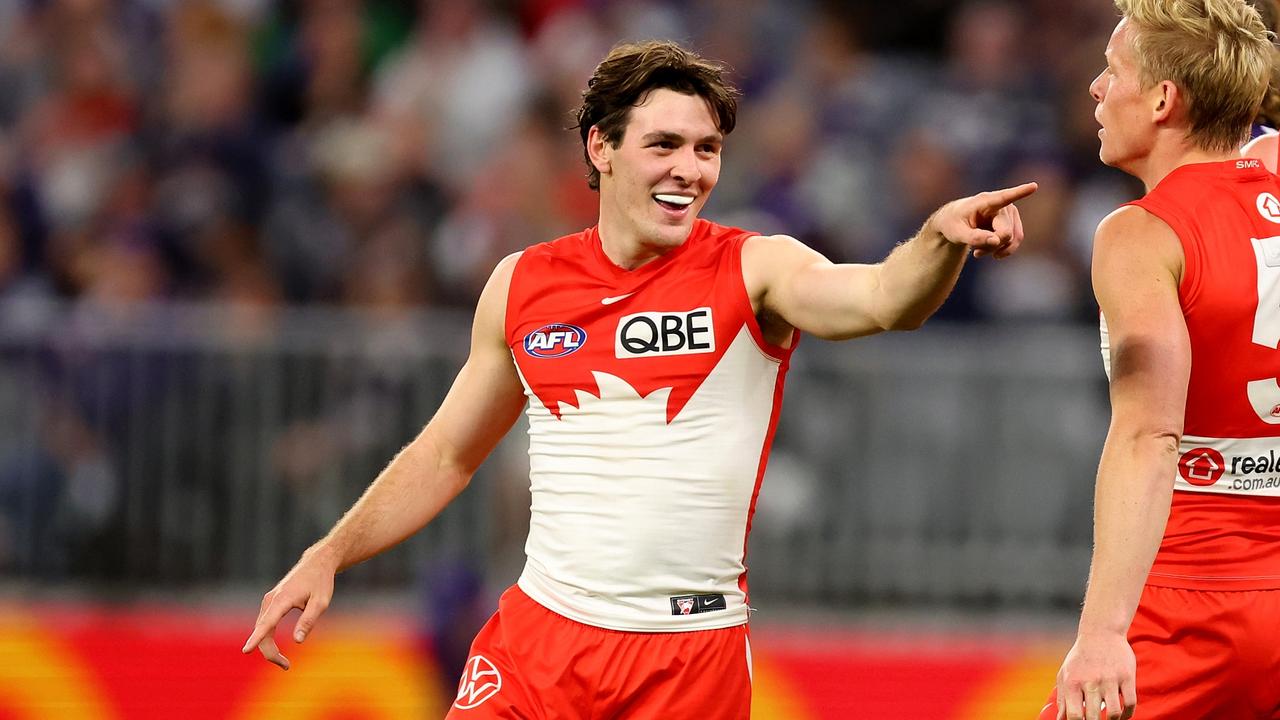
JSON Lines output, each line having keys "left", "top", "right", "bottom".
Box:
{"left": 599, "top": 88, "right": 722, "bottom": 249}
{"left": 1089, "top": 20, "right": 1156, "bottom": 169}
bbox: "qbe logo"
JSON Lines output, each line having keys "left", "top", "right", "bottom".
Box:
{"left": 454, "top": 655, "right": 502, "bottom": 709}
{"left": 524, "top": 323, "right": 586, "bottom": 358}
{"left": 615, "top": 307, "right": 715, "bottom": 359}
{"left": 1178, "top": 447, "right": 1225, "bottom": 486}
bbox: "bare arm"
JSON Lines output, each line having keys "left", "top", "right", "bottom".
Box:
{"left": 744, "top": 183, "right": 1036, "bottom": 340}
{"left": 242, "top": 252, "right": 528, "bottom": 669}
{"left": 1055, "top": 206, "right": 1189, "bottom": 720}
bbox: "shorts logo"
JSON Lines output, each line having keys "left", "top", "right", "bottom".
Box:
{"left": 1178, "top": 447, "right": 1225, "bottom": 486}
{"left": 669, "top": 593, "right": 727, "bottom": 615}
{"left": 524, "top": 324, "right": 586, "bottom": 358}
{"left": 454, "top": 654, "right": 502, "bottom": 710}
{"left": 616, "top": 308, "right": 715, "bottom": 358}
{"left": 1257, "top": 193, "right": 1280, "bottom": 224}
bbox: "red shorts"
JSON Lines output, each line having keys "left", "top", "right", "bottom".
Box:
{"left": 1040, "top": 585, "right": 1280, "bottom": 719}
{"left": 446, "top": 585, "right": 752, "bottom": 719}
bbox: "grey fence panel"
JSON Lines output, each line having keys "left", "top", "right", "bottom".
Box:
{"left": 746, "top": 325, "right": 1107, "bottom": 608}
{"left": 0, "top": 300, "right": 1107, "bottom": 608}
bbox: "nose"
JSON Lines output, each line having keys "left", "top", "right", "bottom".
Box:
{"left": 1089, "top": 70, "right": 1106, "bottom": 103}
{"left": 670, "top": 147, "right": 701, "bottom": 185}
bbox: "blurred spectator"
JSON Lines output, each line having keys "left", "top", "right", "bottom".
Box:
{"left": 973, "top": 161, "right": 1090, "bottom": 321}
{"left": 916, "top": 1, "right": 1059, "bottom": 191}
{"left": 0, "top": 0, "right": 1137, "bottom": 318}
{"left": 263, "top": 117, "right": 445, "bottom": 303}
{"left": 0, "top": 0, "right": 1147, "bottom": 592}
{"left": 372, "top": 0, "right": 532, "bottom": 190}
{"left": 430, "top": 97, "right": 594, "bottom": 304}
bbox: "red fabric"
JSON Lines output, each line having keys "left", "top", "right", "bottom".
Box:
{"left": 446, "top": 586, "right": 752, "bottom": 719}
{"left": 505, "top": 219, "right": 794, "bottom": 423}
{"left": 1124, "top": 159, "right": 1280, "bottom": 588}
{"left": 1039, "top": 586, "right": 1280, "bottom": 719}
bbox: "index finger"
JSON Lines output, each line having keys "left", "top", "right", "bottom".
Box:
{"left": 242, "top": 601, "right": 291, "bottom": 654}
{"left": 978, "top": 182, "right": 1038, "bottom": 210}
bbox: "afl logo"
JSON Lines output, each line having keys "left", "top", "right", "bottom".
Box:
{"left": 1178, "top": 447, "right": 1225, "bottom": 486}
{"left": 524, "top": 323, "right": 586, "bottom": 358}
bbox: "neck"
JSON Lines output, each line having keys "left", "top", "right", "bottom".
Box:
{"left": 1129, "top": 134, "right": 1239, "bottom": 191}
{"left": 596, "top": 193, "right": 691, "bottom": 271}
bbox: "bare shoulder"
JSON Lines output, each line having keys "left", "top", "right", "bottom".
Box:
{"left": 473, "top": 251, "right": 525, "bottom": 342}
{"left": 1093, "top": 205, "right": 1181, "bottom": 269}
{"left": 742, "top": 233, "right": 815, "bottom": 259}
{"left": 742, "top": 233, "right": 824, "bottom": 278}
{"left": 491, "top": 251, "right": 524, "bottom": 284}
{"left": 741, "top": 233, "right": 826, "bottom": 299}
{"left": 1243, "top": 133, "right": 1279, "bottom": 173}
{"left": 481, "top": 252, "right": 524, "bottom": 304}
{"left": 1092, "top": 206, "right": 1184, "bottom": 300}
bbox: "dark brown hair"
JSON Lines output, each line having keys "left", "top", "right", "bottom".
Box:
{"left": 574, "top": 41, "right": 740, "bottom": 190}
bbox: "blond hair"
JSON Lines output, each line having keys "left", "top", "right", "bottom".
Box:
{"left": 1116, "top": 0, "right": 1272, "bottom": 151}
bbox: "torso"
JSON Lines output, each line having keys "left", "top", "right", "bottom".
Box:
{"left": 505, "top": 219, "right": 797, "bottom": 630}
{"left": 1103, "top": 159, "right": 1280, "bottom": 589}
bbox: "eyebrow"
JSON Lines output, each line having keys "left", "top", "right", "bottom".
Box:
{"left": 640, "top": 131, "right": 724, "bottom": 145}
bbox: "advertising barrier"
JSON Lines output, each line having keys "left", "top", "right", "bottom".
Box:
{"left": 0, "top": 605, "right": 1067, "bottom": 718}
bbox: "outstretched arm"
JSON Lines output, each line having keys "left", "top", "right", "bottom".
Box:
{"left": 1054, "top": 206, "right": 1189, "bottom": 720}
{"left": 242, "top": 253, "right": 528, "bottom": 670}
{"left": 744, "top": 183, "right": 1036, "bottom": 340}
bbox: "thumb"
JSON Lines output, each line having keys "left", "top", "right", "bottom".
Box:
{"left": 294, "top": 595, "right": 330, "bottom": 643}
{"left": 955, "top": 228, "right": 1001, "bottom": 249}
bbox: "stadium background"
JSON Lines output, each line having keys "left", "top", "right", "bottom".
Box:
{"left": 0, "top": 0, "right": 1145, "bottom": 716}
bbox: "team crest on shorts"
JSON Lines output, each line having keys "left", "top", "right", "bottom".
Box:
{"left": 669, "top": 593, "right": 727, "bottom": 615}
{"left": 454, "top": 655, "right": 502, "bottom": 709}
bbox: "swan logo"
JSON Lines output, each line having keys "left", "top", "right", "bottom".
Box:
{"left": 454, "top": 655, "right": 502, "bottom": 709}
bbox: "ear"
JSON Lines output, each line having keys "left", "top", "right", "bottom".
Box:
{"left": 587, "top": 125, "right": 612, "bottom": 178}
{"left": 1151, "top": 80, "right": 1178, "bottom": 124}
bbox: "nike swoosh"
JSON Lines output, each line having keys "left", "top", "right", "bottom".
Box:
{"left": 601, "top": 293, "right": 636, "bottom": 305}
{"left": 702, "top": 597, "right": 717, "bottom": 605}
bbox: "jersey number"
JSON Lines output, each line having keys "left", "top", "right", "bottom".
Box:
{"left": 1248, "top": 236, "right": 1280, "bottom": 424}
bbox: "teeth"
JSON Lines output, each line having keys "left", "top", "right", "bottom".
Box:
{"left": 654, "top": 194, "right": 694, "bottom": 207}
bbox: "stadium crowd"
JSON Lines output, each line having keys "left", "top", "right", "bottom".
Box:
{"left": 0, "top": 0, "right": 1156, "bottom": 595}
{"left": 0, "top": 0, "right": 1142, "bottom": 326}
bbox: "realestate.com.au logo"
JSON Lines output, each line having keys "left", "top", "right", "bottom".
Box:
{"left": 1178, "top": 447, "right": 1226, "bottom": 486}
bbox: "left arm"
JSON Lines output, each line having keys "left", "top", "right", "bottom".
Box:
{"left": 1054, "top": 206, "right": 1189, "bottom": 720}
{"left": 744, "top": 183, "right": 1036, "bottom": 340}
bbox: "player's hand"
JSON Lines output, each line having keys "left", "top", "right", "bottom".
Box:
{"left": 930, "top": 182, "right": 1037, "bottom": 259}
{"left": 1054, "top": 631, "right": 1137, "bottom": 720}
{"left": 241, "top": 545, "right": 339, "bottom": 670}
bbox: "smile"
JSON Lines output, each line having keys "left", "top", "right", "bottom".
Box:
{"left": 654, "top": 194, "right": 694, "bottom": 211}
